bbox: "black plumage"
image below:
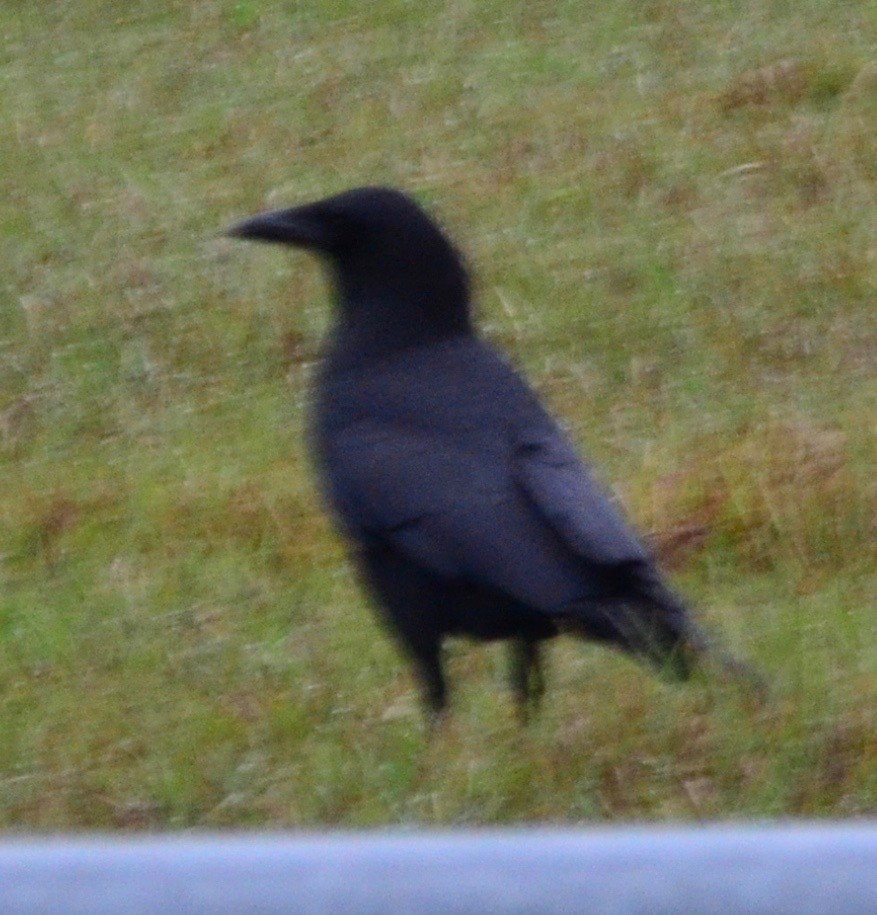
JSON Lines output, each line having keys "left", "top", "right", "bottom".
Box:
{"left": 227, "top": 187, "right": 756, "bottom": 719}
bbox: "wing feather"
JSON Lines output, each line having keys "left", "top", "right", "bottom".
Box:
{"left": 513, "top": 429, "right": 649, "bottom": 566}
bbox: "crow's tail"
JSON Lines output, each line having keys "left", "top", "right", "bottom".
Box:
{"left": 635, "top": 573, "right": 768, "bottom": 695}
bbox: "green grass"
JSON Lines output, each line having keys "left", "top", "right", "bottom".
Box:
{"left": 1, "top": 0, "right": 875, "bottom": 828}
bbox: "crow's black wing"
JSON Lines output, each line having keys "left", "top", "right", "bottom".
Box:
{"left": 319, "top": 419, "right": 598, "bottom": 611}
{"left": 320, "top": 419, "right": 488, "bottom": 578}
{"left": 513, "top": 426, "right": 649, "bottom": 566}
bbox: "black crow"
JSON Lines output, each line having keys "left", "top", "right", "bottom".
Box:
{"left": 227, "top": 187, "right": 757, "bottom": 721}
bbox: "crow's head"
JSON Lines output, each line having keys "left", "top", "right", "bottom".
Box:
{"left": 227, "top": 187, "right": 472, "bottom": 340}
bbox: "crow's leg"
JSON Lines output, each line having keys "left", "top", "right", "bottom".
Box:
{"left": 409, "top": 637, "right": 448, "bottom": 722}
{"left": 376, "top": 596, "right": 448, "bottom": 721}
{"left": 509, "top": 638, "right": 545, "bottom": 724}
{"left": 356, "top": 544, "right": 450, "bottom": 721}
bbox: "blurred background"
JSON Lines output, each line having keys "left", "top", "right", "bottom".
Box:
{"left": 1, "top": 1, "right": 875, "bottom": 828}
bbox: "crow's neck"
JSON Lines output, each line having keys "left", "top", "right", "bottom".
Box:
{"left": 328, "top": 286, "right": 474, "bottom": 368}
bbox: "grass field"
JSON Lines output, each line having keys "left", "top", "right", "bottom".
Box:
{"left": 1, "top": 1, "right": 875, "bottom": 828}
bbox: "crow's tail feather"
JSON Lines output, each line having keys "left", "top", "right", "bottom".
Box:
{"left": 560, "top": 569, "right": 766, "bottom": 693}
{"left": 636, "top": 574, "right": 768, "bottom": 695}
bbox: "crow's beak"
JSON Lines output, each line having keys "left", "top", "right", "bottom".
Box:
{"left": 225, "top": 207, "right": 334, "bottom": 250}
